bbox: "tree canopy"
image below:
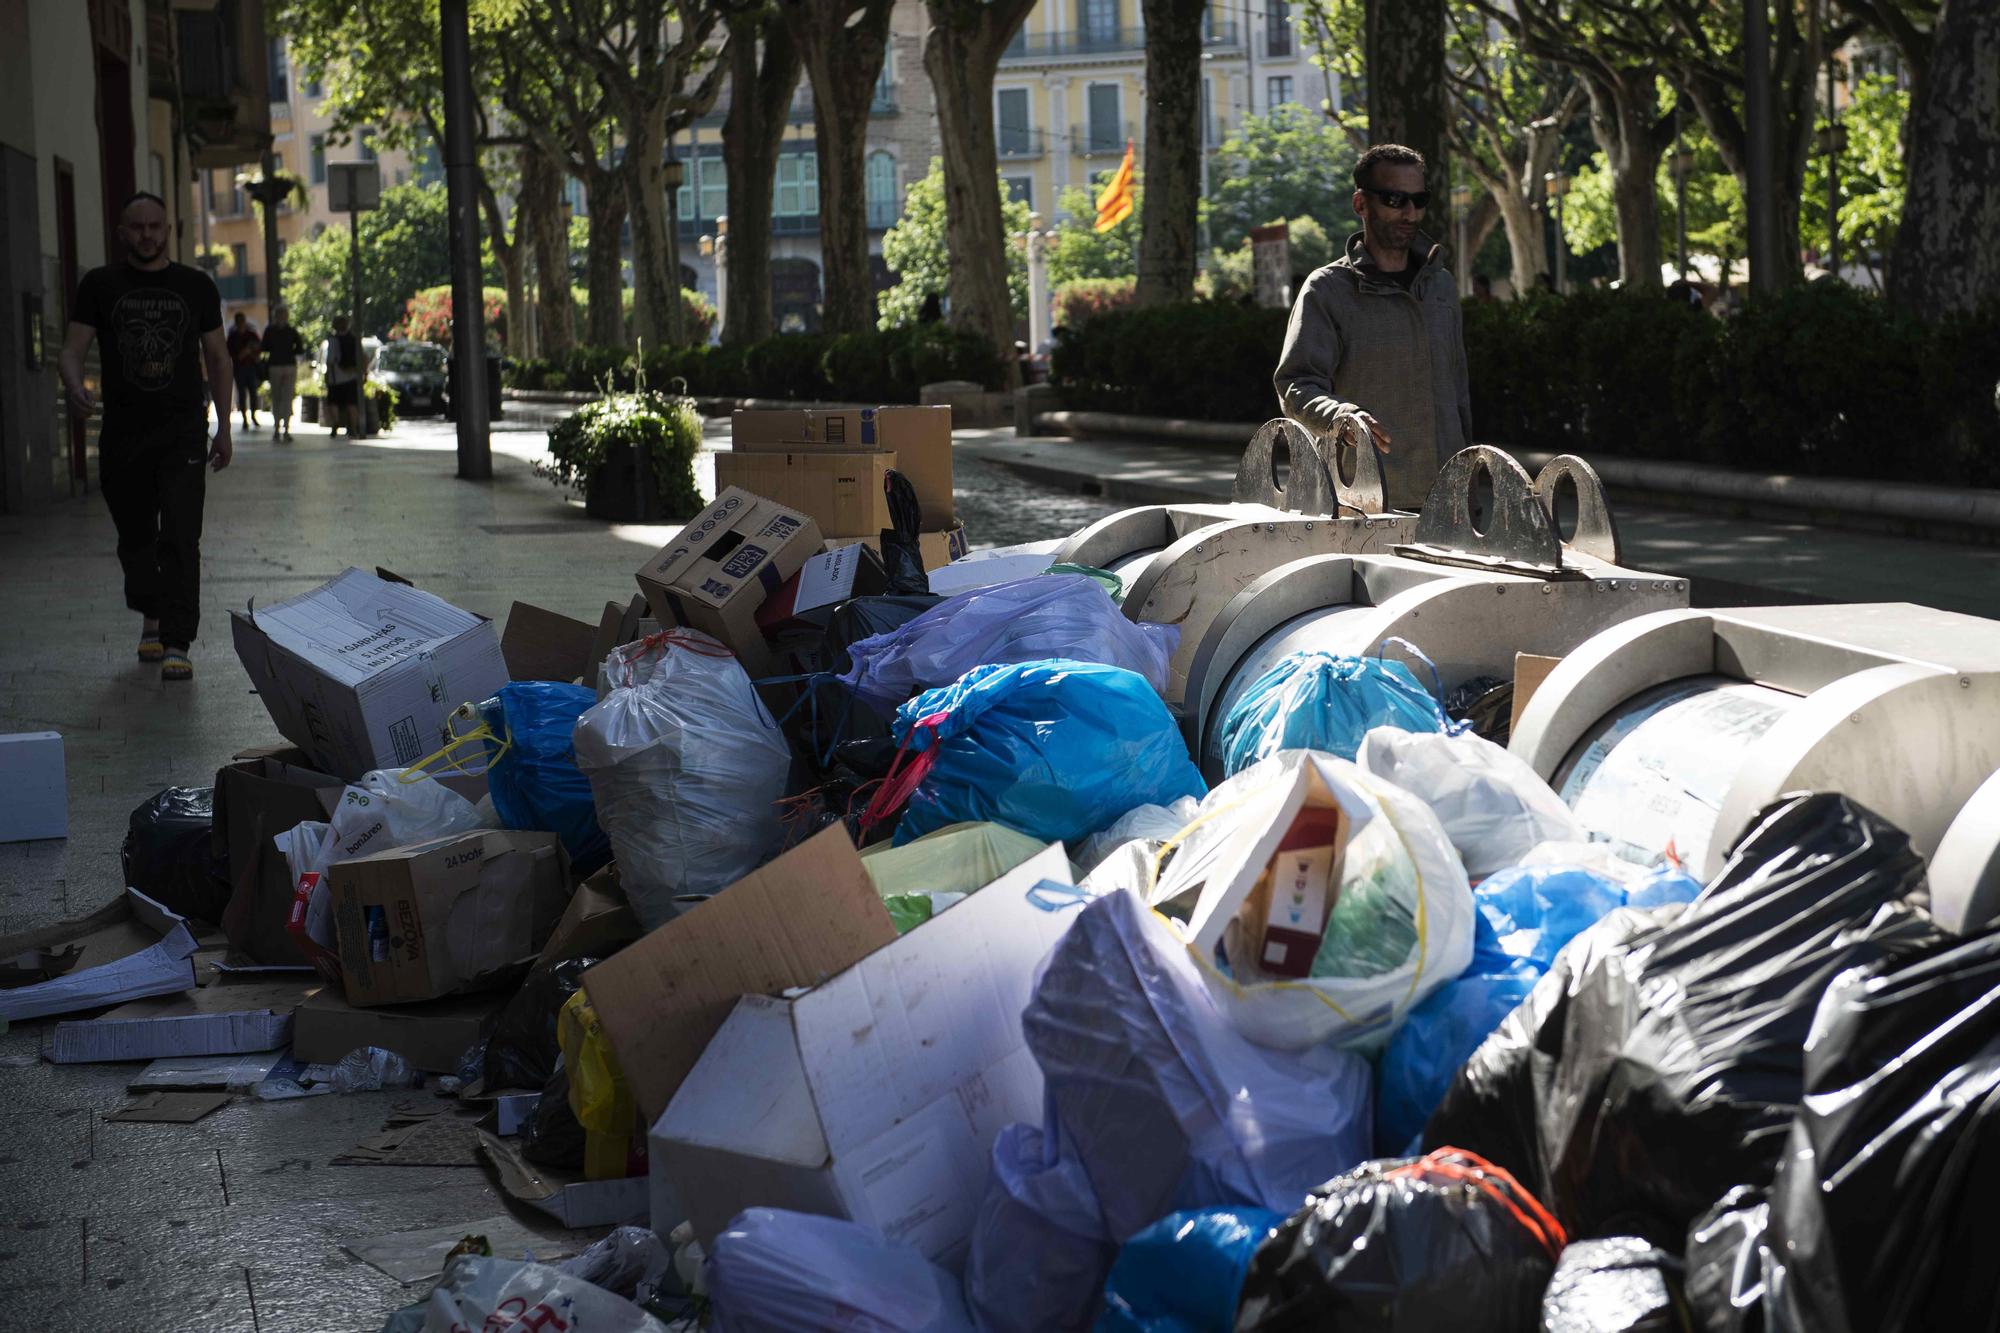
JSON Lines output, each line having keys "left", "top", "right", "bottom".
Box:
{"left": 1202, "top": 105, "right": 1362, "bottom": 253}
{"left": 878, "top": 159, "right": 1030, "bottom": 330}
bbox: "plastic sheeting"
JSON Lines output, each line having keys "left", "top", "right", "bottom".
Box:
{"left": 480, "top": 681, "right": 613, "bottom": 876}
{"left": 1375, "top": 862, "right": 1701, "bottom": 1154}
{"left": 705, "top": 1207, "right": 975, "bottom": 1333}
{"left": 1235, "top": 1148, "right": 1567, "bottom": 1332}
{"left": 839, "top": 575, "right": 1178, "bottom": 715}
{"left": 1423, "top": 793, "right": 1943, "bottom": 1244}
{"left": 574, "top": 631, "right": 791, "bottom": 931}
{"left": 1098, "top": 1207, "right": 1283, "bottom": 1333}
{"left": 412, "top": 1255, "right": 669, "bottom": 1333}
{"left": 965, "top": 888, "right": 1373, "bottom": 1333}
{"left": 1685, "top": 920, "right": 2000, "bottom": 1333}
{"left": 1353, "top": 727, "right": 1581, "bottom": 880}
{"left": 1217, "top": 651, "right": 1453, "bottom": 776}
{"left": 881, "top": 660, "right": 1206, "bottom": 848}
{"left": 1540, "top": 1238, "right": 1690, "bottom": 1333}
{"left": 860, "top": 822, "right": 1065, "bottom": 931}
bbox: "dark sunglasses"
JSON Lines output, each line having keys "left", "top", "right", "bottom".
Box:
{"left": 1362, "top": 187, "right": 1431, "bottom": 210}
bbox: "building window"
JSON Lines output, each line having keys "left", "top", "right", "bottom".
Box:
{"left": 1086, "top": 83, "right": 1122, "bottom": 152}
{"left": 1080, "top": 0, "right": 1118, "bottom": 46}
{"left": 997, "top": 88, "right": 1032, "bottom": 155}
{"left": 210, "top": 169, "right": 244, "bottom": 216}
{"left": 230, "top": 243, "right": 247, "bottom": 275}
{"left": 268, "top": 37, "right": 290, "bottom": 105}
{"left": 1005, "top": 175, "right": 1033, "bottom": 208}
{"left": 309, "top": 135, "right": 327, "bottom": 185}
{"left": 866, "top": 151, "right": 898, "bottom": 228}
{"left": 1265, "top": 0, "right": 1292, "bottom": 56}
{"left": 775, "top": 152, "right": 819, "bottom": 217}
{"left": 700, "top": 156, "right": 727, "bottom": 222}
{"left": 356, "top": 131, "right": 378, "bottom": 164}
{"left": 1201, "top": 78, "right": 1213, "bottom": 144}
{"left": 873, "top": 48, "right": 894, "bottom": 110}
{"left": 414, "top": 136, "right": 443, "bottom": 186}
{"left": 305, "top": 76, "right": 321, "bottom": 99}
{"left": 1267, "top": 75, "right": 1294, "bottom": 108}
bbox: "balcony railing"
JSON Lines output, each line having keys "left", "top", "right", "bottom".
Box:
{"left": 1003, "top": 20, "right": 1238, "bottom": 61}
{"left": 215, "top": 274, "right": 257, "bottom": 300}
{"left": 1080, "top": 119, "right": 1137, "bottom": 156}
{"left": 998, "top": 127, "right": 1046, "bottom": 159}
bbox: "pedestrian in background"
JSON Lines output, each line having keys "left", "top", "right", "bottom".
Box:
{"left": 227, "top": 311, "right": 263, "bottom": 431}
{"left": 323, "top": 315, "right": 363, "bottom": 437}
{"left": 58, "top": 191, "right": 232, "bottom": 683}
{"left": 262, "top": 304, "right": 304, "bottom": 441}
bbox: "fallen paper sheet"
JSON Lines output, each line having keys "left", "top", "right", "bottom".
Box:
{"left": 105, "top": 1091, "right": 231, "bottom": 1123}
{"left": 130, "top": 1051, "right": 284, "bottom": 1090}
{"left": 344, "top": 1215, "right": 588, "bottom": 1285}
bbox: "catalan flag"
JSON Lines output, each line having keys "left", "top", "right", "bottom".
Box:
{"left": 1094, "top": 141, "right": 1135, "bottom": 232}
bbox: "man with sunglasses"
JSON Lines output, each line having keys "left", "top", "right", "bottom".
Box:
{"left": 1273, "top": 144, "right": 1473, "bottom": 510}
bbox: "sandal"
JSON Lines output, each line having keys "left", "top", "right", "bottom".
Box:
{"left": 161, "top": 649, "right": 193, "bottom": 682}
{"left": 138, "top": 628, "right": 164, "bottom": 662}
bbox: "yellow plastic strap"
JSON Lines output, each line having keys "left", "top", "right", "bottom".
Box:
{"left": 396, "top": 702, "right": 511, "bottom": 782}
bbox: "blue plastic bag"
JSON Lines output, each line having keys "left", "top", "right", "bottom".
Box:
{"left": 1374, "top": 862, "right": 1701, "bottom": 1153}
{"left": 482, "top": 681, "right": 613, "bottom": 876}
{"left": 840, "top": 575, "right": 1179, "bottom": 716}
{"left": 876, "top": 660, "right": 1207, "bottom": 848}
{"left": 1218, "top": 650, "right": 1452, "bottom": 776}
{"left": 1098, "top": 1208, "right": 1283, "bottom": 1333}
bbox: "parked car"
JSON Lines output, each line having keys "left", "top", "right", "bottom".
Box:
{"left": 368, "top": 340, "right": 450, "bottom": 416}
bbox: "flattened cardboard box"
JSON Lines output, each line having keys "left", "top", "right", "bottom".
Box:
{"left": 292, "top": 987, "right": 500, "bottom": 1073}
{"left": 632, "top": 487, "right": 824, "bottom": 677}
{"left": 650, "top": 844, "right": 1074, "bottom": 1267}
{"left": 328, "top": 829, "right": 570, "bottom": 1008}
{"left": 732, "top": 406, "right": 954, "bottom": 529}
{"left": 231, "top": 568, "right": 510, "bottom": 781}
{"left": 712, "top": 450, "right": 895, "bottom": 538}
{"left": 0, "top": 889, "right": 200, "bottom": 1022}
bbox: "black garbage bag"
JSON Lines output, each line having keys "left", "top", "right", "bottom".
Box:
{"left": 521, "top": 1065, "right": 586, "bottom": 1170}
{"left": 122, "top": 786, "right": 232, "bottom": 924}
{"left": 822, "top": 594, "right": 945, "bottom": 679}
{"left": 1687, "top": 921, "right": 2000, "bottom": 1333}
{"left": 1236, "top": 1148, "right": 1567, "bottom": 1332}
{"left": 478, "top": 957, "right": 596, "bottom": 1093}
{"left": 1682, "top": 1188, "right": 1775, "bottom": 1333}
{"left": 1541, "top": 1238, "right": 1692, "bottom": 1333}
{"left": 778, "top": 595, "right": 946, "bottom": 775}
{"left": 1423, "top": 792, "right": 1942, "bottom": 1245}
{"left": 880, "top": 469, "right": 930, "bottom": 596}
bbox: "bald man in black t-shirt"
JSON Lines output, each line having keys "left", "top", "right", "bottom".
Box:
{"left": 59, "top": 192, "right": 234, "bottom": 682}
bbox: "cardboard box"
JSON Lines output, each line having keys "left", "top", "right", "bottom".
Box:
{"left": 1511, "top": 652, "right": 1564, "bottom": 737}
{"left": 45, "top": 977, "right": 318, "bottom": 1063}
{"left": 754, "top": 544, "right": 891, "bottom": 636}
{"left": 477, "top": 1131, "right": 650, "bottom": 1228}
{"left": 633, "top": 487, "right": 824, "bottom": 677}
{"left": 0, "top": 732, "right": 66, "bottom": 842}
{"left": 214, "top": 747, "right": 346, "bottom": 966}
{"left": 292, "top": 987, "right": 501, "bottom": 1072}
{"left": 650, "top": 843, "right": 1072, "bottom": 1264}
{"left": 0, "top": 889, "right": 200, "bottom": 1022}
{"left": 733, "top": 406, "right": 955, "bottom": 529}
{"left": 501, "top": 601, "right": 599, "bottom": 684}
{"left": 714, "top": 450, "right": 896, "bottom": 539}
{"left": 231, "top": 568, "right": 511, "bottom": 780}
{"left": 327, "top": 830, "right": 570, "bottom": 1008}
{"left": 536, "top": 864, "right": 641, "bottom": 968}
{"left": 825, "top": 519, "right": 970, "bottom": 574}
{"left": 583, "top": 825, "right": 900, "bottom": 1126}
{"left": 1241, "top": 805, "right": 1349, "bottom": 980}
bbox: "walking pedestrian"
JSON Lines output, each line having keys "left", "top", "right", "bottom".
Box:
{"left": 58, "top": 191, "right": 232, "bottom": 683}
{"left": 323, "top": 315, "right": 363, "bottom": 437}
{"left": 226, "top": 311, "right": 263, "bottom": 430}
{"left": 1272, "top": 143, "right": 1472, "bottom": 511}
{"left": 262, "top": 305, "right": 305, "bottom": 440}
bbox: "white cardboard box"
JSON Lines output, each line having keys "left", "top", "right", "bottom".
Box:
{"left": 0, "top": 889, "right": 198, "bottom": 1022}
{"left": 231, "top": 569, "right": 510, "bottom": 780}
{"left": 651, "top": 844, "right": 1073, "bottom": 1269}
{"left": 0, "top": 732, "right": 66, "bottom": 842}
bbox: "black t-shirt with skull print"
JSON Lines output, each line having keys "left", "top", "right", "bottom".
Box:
{"left": 73, "top": 261, "right": 224, "bottom": 430}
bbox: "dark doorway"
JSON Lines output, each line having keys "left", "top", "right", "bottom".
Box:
{"left": 55, "top": 158, "right": 87, "bottom": 487}
{"left": 95, "top": 51, "right": 136, "bottom": 267}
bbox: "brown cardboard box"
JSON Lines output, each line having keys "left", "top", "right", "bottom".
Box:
{"left": 712, "top": 450, "right": 895, "bottom": 538}
{"left": 215, "top": 747, "right": 346, "bottom": 966}
{"left": 825, "top": 518, "right": 970, "bottom": 573}
{"left": 328, "top": 830, "right": 571, "bottom": 1008}
{"left": 581, "top": 825, "right": 899, "bottom": 1124}
{"left": 501, "top": 602, "right": 599, "bottom": 684}
{"left": 536, "top": 864, "right": 641, "bottom": 967}
{"left": 292, "top": 987, "right": 501, "bottom": 1072}
{"left": 632, "top": 487, "right": 824, "bottom": 677}
{"left": 1511, "top": 653, "right": 1564, "bottom": 737}
{"left": 1240, "top": 801, "right": 1349, "bottom": 980}
{"left": 732, "top": 405, "right": 954, "bottom": 529}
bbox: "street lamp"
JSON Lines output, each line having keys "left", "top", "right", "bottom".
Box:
{"left": 1816, "top": 54, "right": 1848, "bottom": 278}
{"left": 1544, "top": 169, "right": 1570, "bottom": 294}
{"left": 1450, "top": 181, "right": 1472, "bottom": 297}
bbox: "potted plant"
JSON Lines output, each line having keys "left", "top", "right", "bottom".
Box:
{"left": 297, "top": 366, "right": 325, "bottom": 424}
{"left": 537, "top": 384, "right": 704, "bottom": 523}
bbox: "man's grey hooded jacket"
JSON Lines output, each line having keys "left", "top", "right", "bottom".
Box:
{"left": 1272, "top": 230, "right": 1472, "bottom": 509}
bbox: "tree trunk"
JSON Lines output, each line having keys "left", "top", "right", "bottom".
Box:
{"left": 477, "top": 169, "right": 528, "bottom": 358}
{"left": 525, "top": 148, "right": 576, "bottom": 358}
{"left": 621, "top": 106, "right": 684, "bottom": 347}
{"left": 1365, "top": 0, "right": 1448, "bottom": 232}
{"left": 1494, "top": 182, "right": 1548, "bottom": 294}
{"left": 721, "top": 14, "right": 801, "bottom": 344}
{"left": 785, "top": 0, "right": 894, "bottom": 334}
{"left": 1891, "top": 0, "right": 2000, "bottom": 314}
{"left": 1134, "top": 0, "right": 1206, "bottom": 306}
{"left": 925, "top": 0, "right": 1033, "bottom": 383}
{"left": 1588, "top": 79, "right": 1666, "bottom": 292}
{"left": 584, "top": 168, "right": 627, "bottom": 349}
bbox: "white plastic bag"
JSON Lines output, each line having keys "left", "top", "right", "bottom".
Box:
{"left": 1142, "top": 750, "right": 1476, "bottom": 1053}
{"left": 706, "top": 1207, "right": 975, "bottom": 1333}
{"left": 1072, "top": 797, "right": 1202, "bottom": 874}
{"left": 418, "top": 1255, "right": 669, "bottom": 1332}
{"left": 1354, "top": 726, "right": 1581, "bottom": 879}
{"left": 573, "top": 630, "right": 791, "bottom": 931}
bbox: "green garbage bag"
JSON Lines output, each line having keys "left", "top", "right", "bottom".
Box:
{"left": 861, "top": 821, "right": 1073, "bottom": 933}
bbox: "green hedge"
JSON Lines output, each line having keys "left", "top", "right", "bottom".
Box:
{"left": 503, "top": 324, "right": 1002, "bottom": 402}
{"left": 1050, "top": 289, "right": 2000, "bottom": 486}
